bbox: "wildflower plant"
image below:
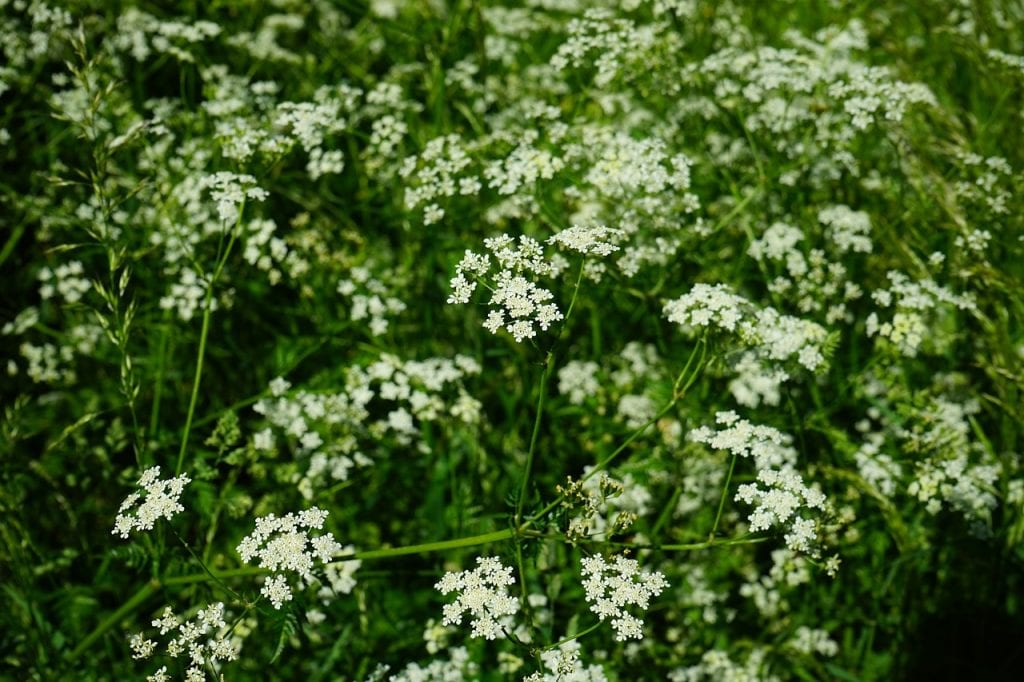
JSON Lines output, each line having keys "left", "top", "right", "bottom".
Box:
{"left": 580, "top": 554, "right": 669, "bottom": 641}
{"left": 4, "top": 1, "right": 1024, "bottom": 681}
{"left": 434, "top": 556, "right": 520, "bottom": 640}
{"left": 236, "top": 507, "right": 344, "bottom": 609}
{"left": 113, "top": 466, "right": 191, "bottom": 539}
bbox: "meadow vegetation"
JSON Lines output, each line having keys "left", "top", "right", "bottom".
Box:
{"left": 2, "top": 1, "right": 1024, "bottom": 679}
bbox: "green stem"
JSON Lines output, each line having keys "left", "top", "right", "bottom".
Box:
{"left": 542, "top": 620, "right": 603, "bottom": 651}
{"left": 709, "top": 453, "right": 738, "bottom": 543}
{"left": 162, "top": 566, "right": 266, "bottom": 586}
{"left": 170, "top": 527, "right": 243, "bottom": 601}
{"left": 522, "top": 531, "right": 769, "bottom": 553}
{"left": 0, "top": 221, "right": 26, "bottom": 268}
{"left": 175, "top": 296, "right": 212, "bottom": 476}
{"left": 650, "top": 486, "right": 682, "bottom": 541}
{"left": 656, "top": 536, "right": 768, "bottom": 551}
{"left": 517, "top": 351, "right": 554, "bottom": 524}
{"left": 515, "top": 262, "right": 586, "bottom": 526}
{"left": 711, "top": 186, "right": 760, "bottom": 234}
{"left": 522, "top": 335, "right": 708, "bottom": 530}
{"left": 174, "top": 223, "right": 240, "bottom": 476}
{"left": 334, "top": 528, "right": 515, "bottom": 562}
{"left": 148, "top": 309, "right": 172, "bottom": 442}
{"left": 65, "top": 580, "right": 159, "bottom": 662}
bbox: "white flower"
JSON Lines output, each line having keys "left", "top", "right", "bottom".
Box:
{"left": 152, "top": 607, "right": 179, "bottom": 635}
{"left": 262, "top": 574, "right": 293, "bottom": 609}
{"left": 818, "top": 205, "right": 872, "bottom": 254}
{"left": 735, "top": 468, "right": 827, "bottom": 553}
{"left": 688, "top": 411, "right": 796, "bottom": 470}
{"left": 664, "top": 283, "right": 747, "bottom": 332}
{"left": 237, "top": 507, "right": 346, "bottom": 609}
{"left": 146, "top": 667, "right": 170, "bottom": 682}
{"left": 447, "top": 234, "right": 568, "bottom": 343}
{"left": 134, "top": 603, "right": 237, "bottom": 673}
{"left": 435, "top": 556, "right": 520, "bottom": 640}
{"left": 112, "top": 466, "right": 191, "bottom": 539}
{"left": 199, "top": 172, "right": 267, "bottom": 224}
{"left": 548, "top": 224, "right": 624, "bottom": 256}
{"left": 129, "top": 633, "right": 156, "bottom": 659}
{"left": 690, "top": 413, "right": 829, "bottom": 553}
{"left": 580, "top": 554, "right": 668, "bottom": 641}
{"left": 558, "top": 360, "right": 600, "bottom": 405}
{"left": 269, "top": 376, "right": 291, "bottom": 396}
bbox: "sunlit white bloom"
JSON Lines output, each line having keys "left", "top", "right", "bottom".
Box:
{"left": 435, "top": 556, "right": 520, "bottom": 640}
{"left": 580, "top": 554, "right": 668, "bottom": 641}
{"left": 548, "top": 225, "right": 624, "bottom": 256}
{"left": 113, "top": 467, "right": 191, "bottom": 539}
{"left": 237, "top": 507, "right": 345, "bottom": 609}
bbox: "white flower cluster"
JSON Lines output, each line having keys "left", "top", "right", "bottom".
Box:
{"left": 158, "top": 268, "right": 215, "bottom": 322}
{"left": 113, "top": 8, "right": 221, "bottom": 62}
{"left": 0, "top": 1, "right": 72, "bottom": 73}
{"left": 448, "top": 234, "right": 563, "bottom": 343}
{"left": 547, "top": 224, "right": 624, "bottom": 256}
{"left": 131, "top": 602, "right": 238, "bottom": 682}
{"left": 524, "top": 641, "right": 609, "bottom": 682}
{"left": 689, "top": 411, "right": 798, "bottom": 470}
{"left": 747, "top": 222, "right": 805, "bottom": 263}
{"left": 337, "top": 266, "right": 408, "bottom": 336}
{"left": 690, "top": 412, "right": 829, "bottom": 553}
{"left": 908, "top": 448, "right": 998, "bottom": 524}
{"left": 200, "top": 74, "right": 357, "bottom": 178}
{"left": 617, "top": 394, "right": 657, "bottom": 430}
{"left": 860, "top": 383, "right": 999, "bottom": 534}
{"left": 728, "top": 352, "right": 790, "bottom": 408}
{"left": 242, "top": 218, "right": 302, "bottom": 286}
{"left": 318, "top": 550, "right": 362, "bottom": 602}
{"left": 817, "top": 204, "right": 872, "bottom": 254}
{"left": 387, "top": 646, "right": 478, "bottom": 682}
{"left": 400, "top": 134, "right": 479, "bottom": 225}
{"left": 663, "top": 283, "right": 749, "bottom": 332}
{"left": 735, "top": 468, "right": 827, "bottom": 553}
{"left": 740, "top": 548, "right": 811, "bottom": 619}
{"left": 747, "top": 218, "right": 866, "bottom": 325}
{"left": 558, "top": 360, "right": 601, "bottom": 405}
{"left": 866, "top": 271, "right": 976, "bottom": 357}
{"left": 199, "top": 172, "right": 268, "bottom": 225}
{"left": 435, "top": 556, "right": 520, "bottom": 640}
{"left": 113, "top": 467, "right": 191, "bottom": 539}
{"left": 37, "top": 260, "right": 91, "bottom": 304}
{"left": 664, "top": 283, "right": 828, "bottom": 377}
{"left": 551, "top": 9, "right": 660, "bottom": 87}
{"left": 225, "top": 13, "right": 305, "bottom": 65}
{"left": 236, "top": 507, "right": 344, "bottom": 609}
{"left": 579, "top": 554, "right": 669, "bottom": 641}
{"left": 254, "top": 354, "right": 480, "bottom": 497}
{"left": 17, "top": 341, "right": 75, "bottom": 384}
{"left": 953, "top": 153, "right": 1014, "bottom": 217}
{"left": 789, "top": 626, "right": 839, "bottom": 657}
{"left": 484, "top": 130, "right": 565, "bottom": 196}
{"left": 853, "top": 432, "right": 902, "bottom": 497}
{"left": 686, "top": 23, "right": 935, "bottom": 176}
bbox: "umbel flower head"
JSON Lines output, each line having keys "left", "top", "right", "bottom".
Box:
{"left": 447, "top": 225, "right": 622, "bottom": 343}
{"left": 130, "top": 602, "right": 238, "bottom": 682}
{"left": 580, "top": 554, "right": 669, "bottom": 641}
{"left": 435, "top": 556, "right": 520, "bottom": 640}
{"left": 236, "top": 507, "right": 344, "bottom": 609}
{"left": 113, "top": 466, "right": 191, "bottom": 539}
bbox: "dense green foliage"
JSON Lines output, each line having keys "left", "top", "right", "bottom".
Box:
{"left": 2, "top": 1, "right": 1024, "bottom": 680}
